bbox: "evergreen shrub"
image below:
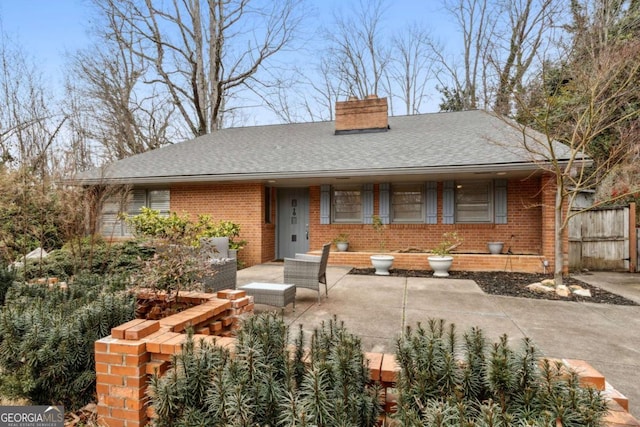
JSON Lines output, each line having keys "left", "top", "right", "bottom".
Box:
{"left": 0, "top": 273, "right": 135, "bottom": 409}
{"left": 394, "top": 319, "right": 608, "bottom": 426}
{"left": 148, "top": 314, "right": 380, "bottom": 426}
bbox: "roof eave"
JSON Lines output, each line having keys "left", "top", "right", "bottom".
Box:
{"left": 73, "top": 160, "right": 576, "bottom": 186}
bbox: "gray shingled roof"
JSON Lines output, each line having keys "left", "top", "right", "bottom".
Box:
{"left": 76, "top": 110, "right": 574, "bottom": 185}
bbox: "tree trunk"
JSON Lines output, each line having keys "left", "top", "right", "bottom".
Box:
{"left": 554, "top": 178, "right": 564, "bottom": 286}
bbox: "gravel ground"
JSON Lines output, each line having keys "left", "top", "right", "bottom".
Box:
{"left": 348, "top": 268, "right": 638, "bottom": 306}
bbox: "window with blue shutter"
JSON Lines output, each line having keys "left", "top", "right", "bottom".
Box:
{"left": 442, "top": 181, "right": 455, "bottom": 224}
{"left": 379, "top": 183, "right": 390, "bottom": 224}
{"left": 494, "top": 179, "right": 507, "bottom": 224}
{"left": 320, "top": 185, "right": 331, "bottom": 224}
{"left": 363, "top": 184, "right": 374, "bottom": 224}
{"left": 425, "top": 181, "right": 437, "bottom": 224}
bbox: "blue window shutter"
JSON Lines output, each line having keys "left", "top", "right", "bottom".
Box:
{"left": 425, "top": 181, "right": 437, "bottom": 224}
{"left": 363, "top": 183, "right": 374, "bottom": 224}
{"left": 443, "top": 181, "right": 455, "bottom": 224}
{"left": 494, "top": 179, "right": 508, "bottom": 224}
{"left": 320, "top": 185, "right": 331, "bottom": 224}
{"left": 379, "top": 183, "right": 390, "bottom": 224}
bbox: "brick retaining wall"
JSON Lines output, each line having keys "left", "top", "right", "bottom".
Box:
{"left": 96, "top": 294, "right": 639, "bottom": 426}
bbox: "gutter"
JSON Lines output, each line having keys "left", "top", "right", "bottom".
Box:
{"left": 72, "top": 160, "right": 584, "bottom": 186}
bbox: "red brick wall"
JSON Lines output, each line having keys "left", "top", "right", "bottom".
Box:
{"left": 309, "top": 177, "right": 544, "bottom": 256}
{"left": 167, "top": 176, "right": 559, "bottom": 270}
{"left": 170, "top": 183, "right": 275, "bottom": 267}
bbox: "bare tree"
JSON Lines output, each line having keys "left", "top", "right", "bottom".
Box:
{"left": 512, "top": 38, "right": 640, "bottom": 284}
{"left": 93, "top": 0, "right": 308, "bottom": 136}
{"left": 0, "top": 32, "right": 65, "bottom": 173}
{"left": 385, "top": 25, "right": 434, "bottom": 115}
{"left": 490, "top": 0, "right": 561, "bottom": 116}
{"left": 431, "top": 0, "right": 497, "bottom": 111}
{"left": 69, "top": 42, "right": 175, "bottom": 161}
{"left": 323, "top": 0, "right": 391, "bottom": 99}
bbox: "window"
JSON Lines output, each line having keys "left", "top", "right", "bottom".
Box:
{"left": 392, "top": 184, "right": 423, "bottom": 222}
{"left": 332, "top": 186, "right": 362, "bottom": 223}
{"left": 455, "top": 181, "right": 493, "bottom": 223}
{"left": 101, "top": 188, "right": 170, "bottom": 237}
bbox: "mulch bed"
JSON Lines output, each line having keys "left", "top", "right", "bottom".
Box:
{"left": 348, "top": 268, "right": 638, "bottom": 306}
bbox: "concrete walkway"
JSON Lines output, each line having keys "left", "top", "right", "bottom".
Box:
{"left": 237, "top": 264, "right": 640, "bottom": 418}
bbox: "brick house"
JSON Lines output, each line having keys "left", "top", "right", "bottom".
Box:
{"left": 78, "top": 95, "right": 575, "bottom": 273}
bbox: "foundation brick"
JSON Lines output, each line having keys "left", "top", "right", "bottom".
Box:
{"left": 110, "top": 385, "right": 147, "bottom": 400}
{"left": 112, "top": 319, "right": 147, "bottom": 339}
{"left": 145, "top": 332, "right": 181, "bottom": 354}
{"left": 110, "top": 408, "right": 147, "bottom": 422}
{"left": 217, "top": 289, "right": 246, "bottom": 300}
{"left": 365, "top": 352, "right": 383, "bottom": 382}
{"left": 97, "top": 417, "right": 125, "bottom": 427}
{"left": 111, "top": 365, "right": 145, "bottom": 377}
{"left": 126, "top": 353, "right": 150, "bottom": 365}
{"left": 125, "top": 321, "right": 160, "bottom": 340}
{"left": 111, "top": 340, "right": 147, "bottom": 356}
{"left": 380, "top": 354, "right": 400, "bottom": 383}
{"left": 563, "top": 359, "right": 605, "bottom": 390}
{"left": 97, "top": 373, "right": 125, "bottom": 386}
{"left": 160, "top": 334, "right": 186, "bottom": 354}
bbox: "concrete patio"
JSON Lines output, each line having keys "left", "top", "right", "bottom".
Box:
{"left": 237, "top": 263, "right": 640, "bottom": 419}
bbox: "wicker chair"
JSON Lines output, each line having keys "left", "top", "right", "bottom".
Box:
{"left": 200, "top": 237, "right": 237, "bottom": 293}
{"left": 283, "top": 243, "right": 331, "bottom": 303}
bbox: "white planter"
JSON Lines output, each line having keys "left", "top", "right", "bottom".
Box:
{"left": 428, "top": 255, "right": 453, "bottom": 277}
{"left": 487, "top": 242, "right": 504, "bottom": 255}
{"left": 336, "top": 242, "right": 349, "bottom": 252}
{"left": 370, "top": 255, "right": 394, "bottom": 275}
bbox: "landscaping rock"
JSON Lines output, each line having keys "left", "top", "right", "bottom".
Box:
{"left": 526, "top": 283, "right": 556, "bottom": 294}
{"left": 555, "top": 285, "right": 570, "bottom": 297}
{"left": 541, "top": 278, "right": 555, "bottom": 286}
{"left": 572, "top": 288, "right": 592, "bottom": 297}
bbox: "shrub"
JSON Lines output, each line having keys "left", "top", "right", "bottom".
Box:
{"left": 0, "top": 264, "right": 14, "bottom": 306}
{"left": 16, "top": 239, "right": 155, "bottom": 282}
{"left": 148, "top": 314, "right": 380, "bottom": 426}
{"left": 0, "top": 274, "right": 135, "bottom": 409}
{"left": 394, "top": 319, "right": 608, "bottom": 426}
{"left": 126, "top": 209, "right": 247, "bottom": 251}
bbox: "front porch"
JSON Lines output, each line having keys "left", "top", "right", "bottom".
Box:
{"left": 326, "top": 251, "right": 548, "bottom": 274}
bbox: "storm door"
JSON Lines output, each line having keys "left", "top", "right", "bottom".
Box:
{"left": 277, "top": 188, "right": 309, "bottom": 259}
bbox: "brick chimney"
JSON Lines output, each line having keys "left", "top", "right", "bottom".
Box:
{"left": 335, "top": 94, "right": 389, "bottom": 134}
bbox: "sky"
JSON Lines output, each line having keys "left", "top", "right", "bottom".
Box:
{"left": 0, "top": 0, "right": 91, "bottom": 85}
{"left": 0, "top": 0, "right": 455, "bottom": 120}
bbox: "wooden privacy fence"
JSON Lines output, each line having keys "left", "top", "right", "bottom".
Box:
{"left": 568, "top": 203, "right": 637, "bottom": 272}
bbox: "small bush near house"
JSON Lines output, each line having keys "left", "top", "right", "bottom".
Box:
{"left": 16, "top": 239, "right": 155, "bottom": 282}
{"left": 394, "top": 319, "right": 608, "bottom": 426}
{"left": 0, "top": 274, "right": 135, "bottom": 409}
{"left": 148, "top": 314, "right": 380, "bottom": 426}
{"left": 126, "top": 208, "right": 247, "bottom": 251}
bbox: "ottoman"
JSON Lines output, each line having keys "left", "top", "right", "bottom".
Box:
{"left": 238, "top": 282, "right": 296, "bottom": 312}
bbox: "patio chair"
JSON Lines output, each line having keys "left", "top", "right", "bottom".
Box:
{"left": 283, "top": 242, "right": 331, "bottom": 303}
{"left": 200, "top": 237, "right": 237, "bottom": 293}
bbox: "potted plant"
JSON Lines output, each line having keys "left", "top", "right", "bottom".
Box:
{"left": 370, "top": 215, "right": 394, "bottom": 275}
{"left": 487, "top": 241, "right": 504, "bottom": 255}
{"left": 428, "top": 232, "right": 463, "bottom": 277}
{"left": 333, "top": 233, "right": 350, "bottom": 252}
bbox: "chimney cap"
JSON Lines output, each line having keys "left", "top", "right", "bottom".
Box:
{"left": 365, "top": 94, "right": 378, "bottom": 99}
{"left": 348, "top": 95, "right": 359, "bottom": 101}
